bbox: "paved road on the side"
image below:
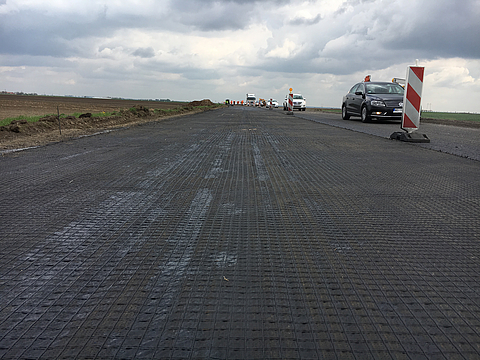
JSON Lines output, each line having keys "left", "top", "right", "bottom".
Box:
{"left": 287, "top": 108, "right": 480, "bottom": 161}
{"left": 1, "top": 106, "right": 479, "bottom": 359}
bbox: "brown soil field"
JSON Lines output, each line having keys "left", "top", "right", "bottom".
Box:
{"left": 0, "top": 95, "right": 218, "bottom": 151}
{"left": 0, "top": 94, "right": 187, "bottom": 119}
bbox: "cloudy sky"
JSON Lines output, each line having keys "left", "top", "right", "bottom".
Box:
{"left": 1, "top": 0, "right": 480, "bottom": 112}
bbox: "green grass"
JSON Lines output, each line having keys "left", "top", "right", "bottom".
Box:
{"left": 154, "top": 108, "right": 180, "bottom": 114}
{"left": 421, "top": 111, "right": 480, "bottom": 122}
{"left": 0, "top": 114, "right": 52, "bottom": 127}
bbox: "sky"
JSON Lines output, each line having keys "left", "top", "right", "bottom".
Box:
{"left": 1, "top": 0, "right": 480, "bottom": 112}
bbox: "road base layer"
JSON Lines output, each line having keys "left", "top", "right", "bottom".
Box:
{"left": 1, "top": 107, "right": 479, "bottom": 359}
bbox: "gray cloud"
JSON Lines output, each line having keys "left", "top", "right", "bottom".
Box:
{"left": 0, "top": 8, "right": 113, "bottom": 57}
{"left": 289, "top": 14, "right": 322, "bottom": 26}
{"left": 0, "top": 3, "right": 172, "bottom": 58}
{"left": 173, "top": 0, "right": 291, "bottom": 5}
{"left": 180, "top": 11, "right": 251, "bottom": 31}
{"left": 169, "top": 1, "right": 254, "bottom": 31}
{"left": 2, "top": 0, "right": 478, "bottom": 61}
{"left": 308, "top": 0, "right": 480, "bottom": 73}
{"left": 169, "top": 0, "right": 293, "bottom": 31}
{"left": 250, "top": 0, "right": 479, "bottom": 79}
{"left": 385, "top": 2, "right": 480, "bottom": 59}
{"left": 132, "top": 47, "right": 155, "bottom": 58}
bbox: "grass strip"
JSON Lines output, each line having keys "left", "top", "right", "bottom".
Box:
{"left": 421, "top": 112, "right": 480, "bottom": 122}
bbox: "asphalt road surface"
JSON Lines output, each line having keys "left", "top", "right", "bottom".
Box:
{"left": 1, "top": 106, "right": 479, "bottom": 359}
{"left": 292, "top": 109, "right": 480, "bottom": 161}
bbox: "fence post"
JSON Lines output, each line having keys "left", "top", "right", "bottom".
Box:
{"left": 57, "top": 106, "right": 62, "bottom": 135}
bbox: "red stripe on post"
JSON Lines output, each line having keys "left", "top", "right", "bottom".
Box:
{"left": 411, "top": 66, "right": 424, "bottom": 82}
{"left": 403, "top": 113, "right": 418, "bottom": 129}
{"left": 406, "top": 84, "right": 421, "bottom": 112}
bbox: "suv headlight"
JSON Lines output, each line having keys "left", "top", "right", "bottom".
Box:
{"left": 371, "top": 100, "right": 386, "bottom": 107}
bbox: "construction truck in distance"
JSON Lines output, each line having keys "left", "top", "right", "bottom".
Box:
{"left": 246, "top": 94, "right": 256, "bottom": 106}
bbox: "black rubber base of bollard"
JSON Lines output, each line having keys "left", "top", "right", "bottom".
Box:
{"left": 390, "top": 131, "right": 430, "bottom": 143}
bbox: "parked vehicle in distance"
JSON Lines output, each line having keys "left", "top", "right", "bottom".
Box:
{"left": 283, "top": 94, "right": 306, "bottom": 111}
{"left": 246, "top": 93, "right": 256, "bottom": 106}
{"left": 265, "top": 99, "right": 278, "bottom": 107}
{"left": 342, "top": 81, "right": 404, "bottom": 122}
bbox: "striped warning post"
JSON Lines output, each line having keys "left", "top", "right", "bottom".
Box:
{"left": 402, "top": 66, "right": 425, "bottom": 132}
{"left": 288, "top": 93, "right": 293, "bottom": 112}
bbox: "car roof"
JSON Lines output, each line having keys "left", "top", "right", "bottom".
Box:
{"left": 362, "top": 81, "right": 399, "bottom": 85}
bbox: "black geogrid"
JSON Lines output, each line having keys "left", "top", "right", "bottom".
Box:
{"left": 0, "top": 107, "right": 479, "bottom": 359}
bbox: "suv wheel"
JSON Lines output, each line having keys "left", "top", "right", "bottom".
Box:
{"left": 342, "top": 105, "right": 350, "bottom": 120}
{"left": 361, "top": 106, "right": 370, "bottom": 123}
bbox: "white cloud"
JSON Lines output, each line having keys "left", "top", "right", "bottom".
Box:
{"left": 265, "top": 39, "right": 298, "bottom": 59}
{"left": 425, "top": 58, "right": 477, "bottom": 87}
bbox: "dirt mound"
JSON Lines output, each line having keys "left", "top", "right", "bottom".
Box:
{"left": 188, "top": 99, "right": 215, "bottom": 107}
{"left": 123, "top": 105, "right": 152, "bottom": 116}
{"left": 39, "top": 115, "right": 58, "bottom": 122}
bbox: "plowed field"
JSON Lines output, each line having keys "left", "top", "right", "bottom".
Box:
{"left": 1, "top": 95, "right": 218, "bottom": 150}
{"left": 0, "top": 94, "right": 186, "bottom": 119}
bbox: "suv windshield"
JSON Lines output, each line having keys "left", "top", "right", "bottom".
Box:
{"left": 366, "top": 83, "right": 404, "bottom": 95}
{"left": 293, "top": 95, "right": 303, "bottom": 99}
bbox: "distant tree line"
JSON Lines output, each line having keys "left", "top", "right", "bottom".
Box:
{"left": 1, "top": 91, "right": 38, "bottom": 96}
{"left": 1, "top": 91, "right": 174, "bottom": 103}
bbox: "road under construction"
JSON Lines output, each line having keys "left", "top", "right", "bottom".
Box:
{"left": 0, "top": 106, "right": 479, "bottom": 359}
